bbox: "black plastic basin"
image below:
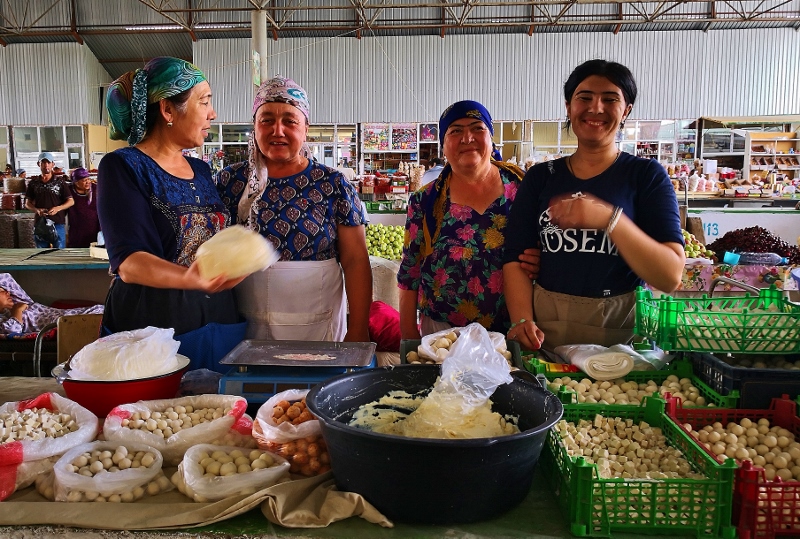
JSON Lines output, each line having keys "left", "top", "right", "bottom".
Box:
{"left": 306, "top": 364, "right": 563, "bottom": 524}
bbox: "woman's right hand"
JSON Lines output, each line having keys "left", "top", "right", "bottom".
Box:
{"left": 184, "top": 261, "right": 248, "bottom": 293}
{"left": 507, "top": 320, "right": 544, "bottom": 351}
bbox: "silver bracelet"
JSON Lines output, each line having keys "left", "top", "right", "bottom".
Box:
{"left": 606, "top": 206, "right": 623, "bottom": 236}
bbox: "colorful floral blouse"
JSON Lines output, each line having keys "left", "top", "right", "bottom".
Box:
{"left": 397, "top": 169, "right": 519, "bottom": 332}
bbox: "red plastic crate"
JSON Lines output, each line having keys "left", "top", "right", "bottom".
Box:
{"left": 666, "top": 395, "right": 800, "bottom": 538}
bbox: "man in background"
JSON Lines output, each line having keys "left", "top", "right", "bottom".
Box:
{"left": 421, "top": 157, "right": 444, "bottom": 187}
{"left": 25, "top": 152, "right": 73, "bottom": 248}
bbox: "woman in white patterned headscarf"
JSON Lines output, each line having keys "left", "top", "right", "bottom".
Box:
{"left": 216, "top": 76, "right": 371, "bottom": 343}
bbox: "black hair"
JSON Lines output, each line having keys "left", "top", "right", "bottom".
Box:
{"left": 144, "top": 88, "right": 193, "bottom": 133}
{"left": 429, "top": 157, "right": 443, "bottom": 167}
{"left": 563, "top": 59, "right": 637, "bottom": 130}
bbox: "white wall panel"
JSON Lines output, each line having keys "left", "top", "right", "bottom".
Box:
{"left": 195, "top": 28, "right": 800, "bottom": 124}
{"left": 0, "top": 42, "right": 111, "bottom": 125}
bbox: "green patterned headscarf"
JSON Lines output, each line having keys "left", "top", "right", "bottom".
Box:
{"left": 106, "top": 57, "right": 207, "bottom": 146}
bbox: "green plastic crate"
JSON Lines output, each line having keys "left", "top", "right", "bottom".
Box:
{"left": 399, "top": 338, "right": 522, "bottom": 369}
{"left": 524, "top": 357, "right": 739, "bottom": 408}
{"left": 635, "top": 286, "right": 800, "bottom": 354}
{"left": 541, "top": 397, "right": 737, "bottom": 538}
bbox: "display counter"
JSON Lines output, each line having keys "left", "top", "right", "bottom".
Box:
{"left": 686, "top": 206, "right": 799, "bottom": 245}
{"left": 0, "top": 248, "right": 111, "bottom": 305}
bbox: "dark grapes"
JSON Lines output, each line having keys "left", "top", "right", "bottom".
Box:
{"left": 707, "top": 226, "right": 800, "bottom": 265}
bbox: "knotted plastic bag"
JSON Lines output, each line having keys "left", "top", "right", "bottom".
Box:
{"left": 69, "top": 326, "right": 181, "bottom": 381}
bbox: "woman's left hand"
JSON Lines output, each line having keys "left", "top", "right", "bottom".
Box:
{"left": 547, "top": 192, "right": 614, "bottom": 230}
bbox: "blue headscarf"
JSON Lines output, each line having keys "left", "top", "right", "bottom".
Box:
{"left": 438, "top": 100, "right": 502, "bottom": 161}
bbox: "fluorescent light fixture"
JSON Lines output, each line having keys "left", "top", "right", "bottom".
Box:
{"left": 124, "top": 25, "right": 183, "bottom": 31}
{"left": 195, "top": 23, "right": 246, "bottom": 30}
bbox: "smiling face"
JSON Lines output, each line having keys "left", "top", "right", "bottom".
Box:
{"left": 566, "top": 75, "right": 633, "bottom": 148}
{"left": 253, "top": 102, "right": 309, "bottom": 167}
{"left": 442, "top": 118, "right": 492, "bottom": 172}
{"left": 170, "top": 81, "right": 216, "bottom": 148}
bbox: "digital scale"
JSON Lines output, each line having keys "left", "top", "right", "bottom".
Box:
{"left": 217, "top": 340, "right": 377, "bottom": 404}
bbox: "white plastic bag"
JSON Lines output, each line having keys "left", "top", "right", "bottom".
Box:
{"left": 0, "top": 393, "right": 98, "bottom": 464}
{"left": 52, "top": 441, "right": 173, "bottom": 502}
{"left": 418, "top": 326, "right": 507, "bottom": 363}
{"left": 172, "top": 443, "right": 289, "bottom": 502}
{"left": 254, "top": 389, "right": 320, "bottom": 445}
{"left": 68, "top": 326, "right": 182, "bottom": 381}
{"left": 210, "top": 414, "right": 258, "bottom": 449}
{"left": 0, "top": 455, "right": 59, "bottom": 501}
{"left": 195, "top": 225, "right": 279, "bottom": 280}
{"left": 103, "top": 395, "right": 248, "bottom": 466}
{"left": 252, "top": 389, "right": 331, "bottom": 477}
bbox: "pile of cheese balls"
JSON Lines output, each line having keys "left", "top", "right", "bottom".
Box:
{"left": 36, "top": 445, "right": 171, "bottom": 502}
{"left": 171, "top": 448, "right": 283, "bottom": 502}
{"left": 405, "top": 331, "right": 513, "bottom": 365}
{"left": 555, "top": 415, "right": 706, "bottom": 480}
{"left": 721, "top": 354, "right": 800, "bottom": 370}
{"left": 547, "top": 374, "right": 710, "bottom": 407}
{"left": 121, "top": 405, "right": 232, "bottom": 439}
{"left": 682, "top": 417, "right": 800, "bottom": 481}
{"left": 1, "top": 408, "right": 78, "bottom": 443}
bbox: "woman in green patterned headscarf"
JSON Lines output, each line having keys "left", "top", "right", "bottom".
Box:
{"left": 97, "top": 57, "right": 251, "bottom": 373}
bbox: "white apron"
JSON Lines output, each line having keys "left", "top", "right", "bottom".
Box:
{"left": 236, "top": 259, "right": 347, "bottom": 341}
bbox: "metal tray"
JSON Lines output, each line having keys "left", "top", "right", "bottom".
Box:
{"left": 219, "top": 340, "right": 377, "bottom": 368}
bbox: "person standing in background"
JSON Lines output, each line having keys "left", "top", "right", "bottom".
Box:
{"left": 420, "top": 157, "right": 444, "bottom": 187}
{"left": 16, "top": 169, "right": 26, "bottom": 179}
{"left": 25, "top": 152, "right": 73, "bottom": 248}
{"left": 66, "top": 167, "right": 101, "bottom": 248}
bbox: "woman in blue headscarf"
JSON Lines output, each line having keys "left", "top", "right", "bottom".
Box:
{"left": 397, "top": 100, "right": 527, "bottom": 339}
{"left": 97, "top": 57, "right": 248, "bottom": 372}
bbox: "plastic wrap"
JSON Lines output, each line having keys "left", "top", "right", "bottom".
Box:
{"left": 68, "top": 326, "right": 182, "bottom": 381}
{"left": 418, "top": 326, "right": 507, "bottom": 363}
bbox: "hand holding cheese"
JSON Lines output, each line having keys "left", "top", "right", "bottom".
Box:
{"left": 195, "top": 225, "right": 279, "bottom": 281}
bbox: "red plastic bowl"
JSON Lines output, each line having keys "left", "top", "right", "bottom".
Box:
{"left": 53, "top": 355, "right": 190, "bottom": 417}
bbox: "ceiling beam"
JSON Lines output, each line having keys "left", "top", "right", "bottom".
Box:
{"left": 704, "top": 1, "right": 715, "bottom": 31}
{"left": 69, "top": 0, "right": 83, "bottom": 44}
{"left": 613, "top": 3, "right": 622, "bottom": 32}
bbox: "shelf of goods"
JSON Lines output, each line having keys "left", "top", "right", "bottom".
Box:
{"left": 361, "top": 122, "right": 439, "bottom": 172}
{"left": 744, "top": 131, "right": 800, "bottom": 190}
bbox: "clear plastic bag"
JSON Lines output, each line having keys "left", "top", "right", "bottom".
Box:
{"left": 436, "top": 322, "right": 513, "bottom": 408}
{"left": 103, "top": 395, "right": 248, "bottom": 466}
{"left": 172, "top": 443, "right": 289, "bottom": 502}
{"left": 418, "top": 326, "right": 507, "bottom": 363}
{"left": 68, "top": 326, "right": 182, "bottom": 381}
{"left": 51, "top": 441, "right": 173, "bottom": 502}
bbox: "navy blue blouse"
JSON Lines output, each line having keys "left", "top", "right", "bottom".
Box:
{"left": 97, "top": 147, "right": 230, "bottom": 273}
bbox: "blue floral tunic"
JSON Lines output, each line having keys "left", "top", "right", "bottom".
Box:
{"left": 397, "top": 168, "right": 519, "bottom": 333}
{"left": 216, "top": 160, "right": 365, "bottom": 261}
